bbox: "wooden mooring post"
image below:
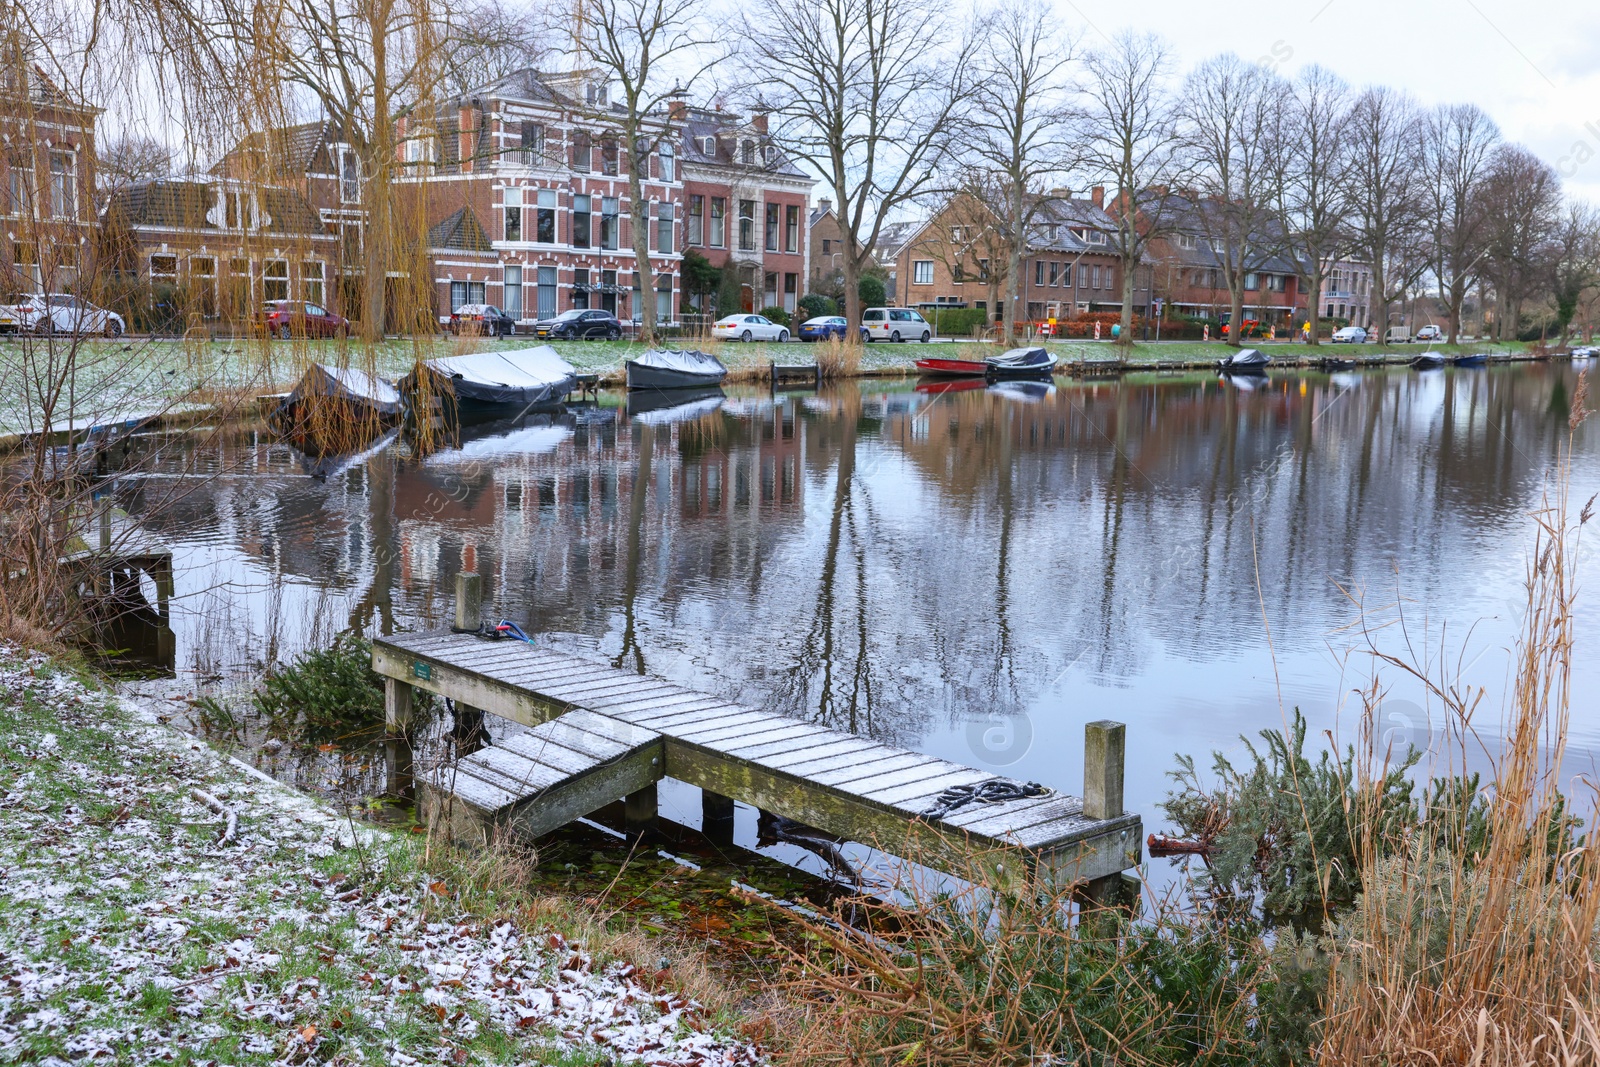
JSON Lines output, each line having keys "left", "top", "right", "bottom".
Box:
{"left": 1079, "top": 720, "right": 1137, "bottom": 910}
{"left": 450, "top": 572, "right": 488, "bottom": 755}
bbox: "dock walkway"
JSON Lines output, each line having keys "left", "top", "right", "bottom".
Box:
{"left": 374, "top": 621, "right": 1141, "bottom": 891}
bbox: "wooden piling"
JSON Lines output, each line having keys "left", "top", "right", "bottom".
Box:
{"left": 701, "top": 789, "right": 735, "bottom": 847}
{"left": 625, "top": 782, "right": 658, "bottom": 838}
{"left": 384, "top": 677, "right": 414, "bottom": 736}
{"left": 1080, "top": 720, "right": 1135, "bottom": 912}
{"left": 454, "top": 571, "right": 482, "bottom": 632}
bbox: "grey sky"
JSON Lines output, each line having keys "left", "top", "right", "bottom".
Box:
{"left": 1067, "top": 0, "right": 1600, "bottom": 203}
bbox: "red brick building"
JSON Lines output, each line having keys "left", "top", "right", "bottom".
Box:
{"left": 1, "top": 62, "right": 99, "bottom": 293}
{"left": 1142, "top": 192, "right": 1307, "bottom": 327}
{"left": 674, "top": 103, "right": 813, "bottom": 315}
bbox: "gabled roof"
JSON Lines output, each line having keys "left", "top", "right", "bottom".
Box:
{"left": 214, "top": 121, "right": 346, "bottom": 180}
{"left": 466, "top": 68, "right": 573, "bottom": 108}
{"left": 676, "top": 106, "right": 809, "bottom": 180}
{"left": 0, "top": 62, "right": 101, "bottom": 118}
{"left": 428, "top": 206, "right": 492, "bottom": 252}
{"left": 1024, "top": 197, "right": 1120, "bottom": 254}
{"left": 874, "top": 220, "right": 921, "bottom": 259}
{"left": 1138, "top": 190, "right": 1306, "bottom": 275}
{"left": 103, "top": 179, "right": 327, "bottom": 235}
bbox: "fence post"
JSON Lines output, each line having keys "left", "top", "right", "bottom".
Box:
{"left": 454, "top": 571, "right": 482, "bottom": 632}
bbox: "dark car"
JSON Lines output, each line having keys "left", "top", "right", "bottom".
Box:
{"left": 261, "top": 300, "right": 349, "bottom": 339}
{"left": 449, "top": 303, "right": 517, "bottom": 337}
{"left": 798, "top": 315, "right": 850, "bottom": 342}
{"left": 536, "top": 308, "right": 623, "bottom": 341}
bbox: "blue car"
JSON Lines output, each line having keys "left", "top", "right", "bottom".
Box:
{"left": 798, "top": 315, "right": 850, "bottom": 342}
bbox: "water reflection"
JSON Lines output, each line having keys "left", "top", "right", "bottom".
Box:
{"left": 108, "top": 364, "right": 1600, "bottom": 863}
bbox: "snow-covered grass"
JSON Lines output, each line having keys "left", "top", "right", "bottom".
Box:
{"left": 0, "top": 646, "right": 763, "bottom": 1066}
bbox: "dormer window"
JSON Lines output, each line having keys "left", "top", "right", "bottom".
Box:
{"left": 740, "top": 139, "right": 755, "bottom": 166}
{"left": 1086, "top": 229, "right": 1106, "bottom": 245}
{"left": 1177, "top": 233, "right": 1198, "bottom": 250}
{"left": 763, "top": 145, "right": 777, "bottom": 165}
{"left": 702, "top": 136, "right": 716, "bottom": 155}
{"left": 586, "top": 82, "right": 609, "bottom": 107}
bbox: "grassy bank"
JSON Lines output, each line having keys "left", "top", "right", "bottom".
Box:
{"left": 0, "top": 645, "right": 763, "bottom": 1065}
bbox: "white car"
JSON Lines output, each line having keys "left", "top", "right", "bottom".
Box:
{"left": 712, "top": 314, "right": 789, "bottom": 342}
{"left": 1415, "top": 324, "right": 1443, "bottom": 342}
{"left": 7, "top": 293, "right": 126, "bottom": 337}
{"left": 862, "top": 307, "right": 932, "bottom": 343}
{"left": 1330, "top": 326, "right": 1367, "bottom": 343}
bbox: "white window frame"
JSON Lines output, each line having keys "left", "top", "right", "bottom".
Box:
{"left": 912, "top": 260, "right": 933, "bottom": 285}
{"left": 301, "top": 260, "right": 324, "bottom": 304}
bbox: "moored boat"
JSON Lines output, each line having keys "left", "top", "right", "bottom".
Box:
{"left": 984, "top": 346, "right": 1058, "bottom": 377}
{"left": 1217, "top": 348, "right": 1271, "bottom": 374}
{"left": 1318, "top": 356, "right": 1356, "bottom": 370}
{"left": 1411, "top": 352, "right": 1448, "bottom": 369}
{"left": 1451, "top": 352, "right": 1487, "bottom": 367}
{"left": 914, "top": 356, "right": 989, "bottom": 377}
{"left": 270, "top": 364, "right": 402, "bottom": 455}
{"left": 625, "top": 348, "right": 728, "bottom": 390}
{"left": 401, "top": 346, "right": 578, "bottom": 422}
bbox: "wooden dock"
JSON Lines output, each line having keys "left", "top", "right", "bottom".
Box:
{"left": 770, "top": 362, "right": 821, "bottom": 387}
{"left": 375, "top": 577, "right": 1141, "bottom": 893}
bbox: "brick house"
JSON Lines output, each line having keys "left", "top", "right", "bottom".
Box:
{"left": 1318, "top": 258, "right": 1372, "bottom": 327}
{"left": 211, "top": 121, "right": 369, "bottom": 317}
{"left": 98, "top": 179, "right": 340, "bottom": 328}
{"left": 1143, "top": 192, "right": 1307, "bottom": 328}
{"left": 674, "top": 102, "right": 813, "bottom": 315}
{"left": 808, "top": 198, "right": 845, "bottom": 296}
{"left": 1, "top": 62, "right": 99, "bottom": 293}
{"left": 890, "top": 188, "right": 1136, "bottom": 324}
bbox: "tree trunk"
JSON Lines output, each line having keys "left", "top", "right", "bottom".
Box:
{"left": 1306, "top": 262, "right": 1323, "bottom": 346}
{"left": 1117, "top": 253, "right": 1136, "bottom": 347}
{"left": 1446, "top": 277, "right": 1463, "bottom": 345}
{"left": 1001, "top": 184, "right": 1022, "bottom": 345}
{"left": 1229, "top": 288, "right": 1245, "bottom": 347}
{"left": 363, "top": 2, "right": 392, "bottom": 341}
{"left": 1370, "top": 258, "right": 1389, "bottom": 342}
{"left": 841, "top": 233, "right": 863, "bottom": 347}
{"left": 628, "top": 130, "right": 656, "bottom": 348}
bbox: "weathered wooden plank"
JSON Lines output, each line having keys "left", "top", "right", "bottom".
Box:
{"left": 556, "top": 709, "right": 663, "bottom": 750}
{"left": 871, "top": 767, "right": 998, "bottom": 809}
{"left": 591, "top": 693, "right": 728, "bottom": 721}
{"left": 482, "top": 659, "right": 617, "bottom": 688}
{"left": 714, "top": 723, "right": 837, "bottom": 757}
{"left": 497, "top": 664, "right": 626, "bottom": 692}
{"left": 671, "top": 715, "right": 811, "bottom": 746}
{"left": 942, "top": 792, "right": 1068, "bottom": 831}
{"left": 450, "top": 752, "right": 566, "bottom": 802}
{"left": 808, "top": 751, "right": 935, "bottom": 788}
{"left": 501, "top": 741, "right": 664, "bottom": 841}
{"left": 495, "top": 733, "right": 612, "bottom": 775}
{"left": 371, "top": 644, "right": 571, "bottom": 727}
{"left": 583, "top": 683, "right": 702, "bottom": 711}
{"left": 629, "top": 706, "right": 768, "bottom": 734}
{"left": 740, "top": 732, "right": 868, "bottom": 765}
{"left": 425, "top": 765, "right": 521, "bottom": 813}
{"left": 776, "top": 741, "right": 903, "bottom": 776}
{"left": 540, "top": 677, "right": 684, "bottom": 705}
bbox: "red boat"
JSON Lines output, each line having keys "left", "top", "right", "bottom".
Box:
{"left": 914, "top": 357, "right": 988, "bottom": 377}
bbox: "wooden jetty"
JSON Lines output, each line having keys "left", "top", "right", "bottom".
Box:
{"left": 770, "top": 362, "right": 821, "bottom": 387}
{"left": 374, "top": 574, "right": 1142, "bottom": 895}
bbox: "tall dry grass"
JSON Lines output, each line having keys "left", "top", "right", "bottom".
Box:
{"left": 814, "top": 336, "right": 861, "bottom": 380}
{"left": 1319, "top": 376, "right": 1600, "bottom": 1064}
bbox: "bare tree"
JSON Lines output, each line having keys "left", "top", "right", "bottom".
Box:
{"left": 960, "top": 0, "right": 1077, "bottom": 343}
{"left": 746, "top": 0, "right": 974, "bottom": 335}
{"left": 1180, "top": 54, "right": 1284, "bottom": 347}
{"left": 1344, "top": 87, "right": 1425, "bottom": 336}
{"left": 1546, "top": 201, "right": 1600, "bottom": 346}
{"left": 95, "top": 133, "right": 172, "bottom": 205}
{"left": 1480, "top": 145, "right": 1561, "bottom": 341}
{"left": 577, "top": 0, "right": 718, "bottom": 348}
{"left": 443, "top": 0, "right": 545, "bottom": 97}
{"left": 1421, "top": 103, "right": 1500, "bottom": 343}
{"left": 1080, "top": 32, "right": 1184, "bottom": 347}
{"left": 1276, "top": 65, "right": 1351, "bottom": 345}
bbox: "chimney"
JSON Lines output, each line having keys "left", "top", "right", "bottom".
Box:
{"left": 668, "top": 99, "right": 687, "bottom": 122}
{"left": 1049, "top": 187, "right": 1071, "bottom": 199}
{"left": 1091, "top": 185, "right": 1104, "bottom": 208}
{"left": 818, "top": 197, "right": 832, "bottom": 215}
{"left": 752, "top": 112, "right": 769, "bottom": 135}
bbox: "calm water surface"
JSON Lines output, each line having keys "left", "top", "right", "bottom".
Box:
{"left": 112, "top": 362, "right": 1600, "bottom": 882}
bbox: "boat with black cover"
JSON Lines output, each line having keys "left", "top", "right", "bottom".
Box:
{"left": 625, "top": 348, "right": 728, "bottom": 389}
{"left": 269, "top": 364, "right": 402, "bottom": 454}
{"left": 1412, "top": 352, "right": 1448, "bottom": 369}
{"left": 1217, "top": 348, "right": 1271, "bottom": 374}
{"left": 400, "top": 346, "right": 578, "bottom": 422}
{"left": 984, "top": 346, "right": 1058, "bottom": 377}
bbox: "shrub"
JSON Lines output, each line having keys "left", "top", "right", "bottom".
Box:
{"left": 857, "top": 273, "right": 886, "bottom": 308}
{"left": 796, "top": 292, "right": 836, "bottom": 320}
{"left": 758, "top": 305, "right": 791, "bottom": 328}
{"left": 249, "top": 631, "right": 423, "bottom": 743}
{"left": 923, "top": 307, "right": 989, "bottom": 337}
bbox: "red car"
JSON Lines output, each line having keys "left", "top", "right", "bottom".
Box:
{"left": 261, "top": 300, "right": 349, "bottom": 339}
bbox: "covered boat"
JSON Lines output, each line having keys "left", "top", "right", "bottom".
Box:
{"left": 914, "top": 356, "right": 989, "bottom": 377}
{"left": 269, "top": 364, "right": 402, "bottom": 454}
{"left": 1411, "top": 352, "right": 1448, "bottom": 369}
{"left": 1217, "top": 348, "right": 1271, "bottom": 374}
{"left": 1450, "top": 352, "right": 1487, "bottom": 367}
{"left": 401, "top": 347, "right": 578, "bottom": 420}
{"left": 625, "top": 348, "right": 728, "bottom": 389}
{"left": 984, "top": 347, "right": 1059, "bottom": 377}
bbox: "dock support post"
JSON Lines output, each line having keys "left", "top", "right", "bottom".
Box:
{"left": 1080, "top": 720, "right": 1137, "bottom": 913}
{"left": 701, "top": 789, "right": 735, "bottom": 847}
{"left": 451, "top": 571, "right": 487, "bottom": 755}
{"left": 454, "top": 571, "right": 482, "bottom": 632}
{"left": 385, "top": 677, "right": 414, "bottom": 736}
{"left": 625, "top": 783, "right": 658, "bottom": 838}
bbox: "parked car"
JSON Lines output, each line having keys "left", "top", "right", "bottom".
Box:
{"left": 449, "top": 303, "right": 517, "bottom": 337}
{"left": 535, "top": 309, "right": 623, "bottom": 340}
{"left": 712, "top": 314, "right": 790, "bottom": 342}
{"left": 1415, "top": 324, "right": 1443, "bottom": 342}
{"left": 6, "top": 293, "right": 127, "bottom": 337}
{"left": 1331, "top": 326, "right": 1368, "bottom": 343}
{"left": 1384, "top": 326, "right": 1412, "bottom": 344}
{"left": 261, "top": 300, "right": 349, "bottom": 340}
{"left": 798, "top": 315, "right": 851, "bottom": 342}
{"left": 861, "top": 307, "right": 931, "bottom": 343}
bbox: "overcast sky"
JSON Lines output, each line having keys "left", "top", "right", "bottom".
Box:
{"left": 1077, "top": 0, "right": 1600, "bottom": 204}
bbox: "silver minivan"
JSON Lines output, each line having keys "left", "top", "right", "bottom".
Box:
{"left": 862, "top": 307, "right": 932, "bottom": 343}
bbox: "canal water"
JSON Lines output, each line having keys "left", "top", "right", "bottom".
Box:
{"left": 110, "top": 361, "right": 1600, "bottom": 888}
